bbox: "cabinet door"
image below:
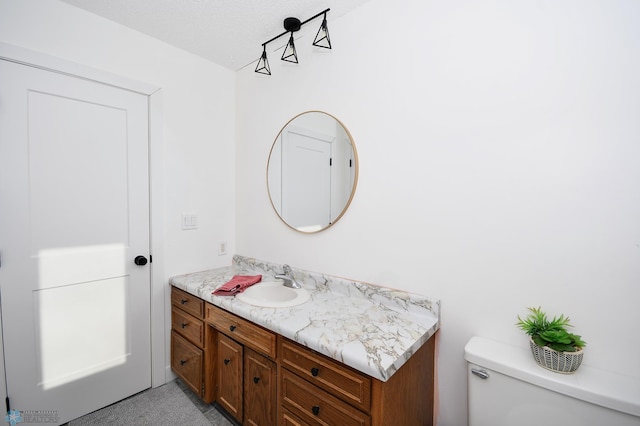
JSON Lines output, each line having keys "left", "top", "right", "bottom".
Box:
{"left": 217, "top": 333, "right": 243, "bottom": 423}
{"left": 171, "top": 331, "right": 203, "bottom": 397}
{"left": 244, "top": 348, "right": 277, "bottom": 426}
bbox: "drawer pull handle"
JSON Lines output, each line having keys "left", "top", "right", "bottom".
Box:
{"left": 312, "top": 406, "right": 320, "bottom": 416}
{"left": 310, "top": 367, "right": 319, "bottom": 377}
{"left": 471, "top": 368, "right": 490, "bottom": 380}
{"left": 181, "top": 322, "right": 188, "bottom": 329}
{"left": 180, "top": 359, "right": 187, "bottom": 366}
{"left": 229, "top": 325, "right": 237, "bottom": 332}
{"left": 180, "top": 299, "right": 188, "bottom": 305}
{"left": 253, "top": 376, "right": 260, "bottom": 384}
{"left": 224, "top": 358, "right": 231, "bottom": 365}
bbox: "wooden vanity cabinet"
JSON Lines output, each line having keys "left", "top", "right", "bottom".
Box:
{"left": 214, "top": 333, "right": 278, "bottom": 425}
{"left": 370, "top": 335, "right": 436, "bottom": 426}
{"left": 279, "top": 337, "right": 371, "bottom": 413}
{"left": 279, "top": 335, "right": 436, "bottom": 426}
{"left": 206, "top": 303, "right": 277, "bottom": 425}
{"left": 279, "top": 337, "right": 372, "bottom": 426}
{"left": 170, "top": 287, "right": 215, "bottom": 403}
{"left": 170, "top": 286, "right": 436, "bottom": 425}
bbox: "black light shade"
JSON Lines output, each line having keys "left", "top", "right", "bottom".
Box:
{"left": 281, "top": 33, "right": 298, "bottom": 63}
{"left": 312, "top": 15, "right": 331, "bottom": 49}
{"left": 257, "top": 9, "right": 330, "bottom": 76}
{"left": 255, "top": 47, "right": 271, "bottom": 75}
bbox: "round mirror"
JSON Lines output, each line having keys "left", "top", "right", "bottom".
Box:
{"left": 267, "top": 111, "right": 358, "bottom": 233}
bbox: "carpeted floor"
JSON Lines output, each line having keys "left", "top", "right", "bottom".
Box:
{"left": 69, "top": 380, "right": 234, "bottom": 426}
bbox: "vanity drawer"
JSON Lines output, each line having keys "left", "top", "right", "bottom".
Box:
{"left": 171, "top": 330, "right": 203, "bottom": 396}
{"left": 206, "top": 303, "right": 276, "bottom": 358}
{"left": 279, "top": 338, "right": 371, "bottom": 412}
{"left": 281, "top": 369, "right": 370, "bottom": 426}
{"left": 171, "top": 287, "right": 204, "bottom": 318}
{"left": 171, "top": 306, "right": 204, "bottom": 347}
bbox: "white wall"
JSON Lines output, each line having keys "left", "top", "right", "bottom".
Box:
{"left": 1, "top": 0, "right": 639, "bottom": 424}
{"left": 0, "top": 0, "right": 236, "bottom": 389}
{"left": 0, "top": 0, "right": 236, "bottom": 277}
{"left": 236, "top": 0, "right": 640, "bottom": 425}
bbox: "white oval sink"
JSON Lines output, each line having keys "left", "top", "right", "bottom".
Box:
{"left": 236, "top": 280, "right": 311, "bottom": 308}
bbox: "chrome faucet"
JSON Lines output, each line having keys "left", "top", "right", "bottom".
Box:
{"left": 275, "top": 264, "right": 301, "bottom": 289}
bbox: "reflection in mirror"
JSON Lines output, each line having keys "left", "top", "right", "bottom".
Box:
{"left": 267, "top": 111, "right": 358, "bottom": 233}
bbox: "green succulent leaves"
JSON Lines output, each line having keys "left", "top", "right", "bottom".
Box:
{"left": 516, "top": 306, "right": 586, "bottom": 352}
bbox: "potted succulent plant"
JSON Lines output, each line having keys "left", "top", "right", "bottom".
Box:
{"left": 516, "top": 306, "right": 586, "bottom": 374}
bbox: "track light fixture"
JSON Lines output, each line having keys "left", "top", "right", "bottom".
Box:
{"left": 255, "top": 8, "right": 331, "bottom": 75}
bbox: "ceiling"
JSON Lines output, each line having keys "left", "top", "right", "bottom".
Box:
{"left": 59, "top": 0, "right": 372, "bottom": 71}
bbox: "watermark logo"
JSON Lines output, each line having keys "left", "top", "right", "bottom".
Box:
{"left": 5, "top": 410, "right": 22, "bottom": 426}
{"left": 5, "top": 410, "right": 59, "bottom": 425}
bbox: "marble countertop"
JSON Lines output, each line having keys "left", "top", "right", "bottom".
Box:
{"left": 169, "top": 255, "right": 440, "bottom": 382}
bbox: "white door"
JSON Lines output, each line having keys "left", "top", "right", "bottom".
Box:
{"left": 0, "top": 59, "right": 151, "bottom": 424}
{"left": 282, "top": 128, "right": 332, "bottom": 231}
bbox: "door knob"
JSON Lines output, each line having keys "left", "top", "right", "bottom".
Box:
{"left": 134, "top": 255, "right": 148, "bottom": 266}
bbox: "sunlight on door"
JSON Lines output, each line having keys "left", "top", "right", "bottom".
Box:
{"left": 1, "top": 58, "right": 152, "bottom": 422}
{"left": 34, "top": 244, "right": 129, "bottom": 390}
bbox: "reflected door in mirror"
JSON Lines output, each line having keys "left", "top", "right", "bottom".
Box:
{"left": 267, "top": 111, "right": 358, "bottom": 233}
{"left": 282, "top": 126, "right": 332, "bottom": 231}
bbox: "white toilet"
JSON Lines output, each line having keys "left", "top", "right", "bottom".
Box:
{"left": 465, "top": 336, "right": 640, "bottom": 426}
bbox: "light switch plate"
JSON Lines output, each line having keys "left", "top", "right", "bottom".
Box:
{"left": 181, "top": 213, "right": 198, "bottom": 230}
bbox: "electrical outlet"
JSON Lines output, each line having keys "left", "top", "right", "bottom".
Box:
{"left": 218, "top": 242, "right": 228, "bottom": 256}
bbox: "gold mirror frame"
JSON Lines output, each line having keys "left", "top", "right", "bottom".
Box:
{"left": 266, "top": 111, "right": 359, "bottom": 233}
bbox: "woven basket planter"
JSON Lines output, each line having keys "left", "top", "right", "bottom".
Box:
{"left": 529, "top": 338, "right": 583, "bottom": 374}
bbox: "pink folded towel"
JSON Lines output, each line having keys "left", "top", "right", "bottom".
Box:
{"left": 213, "top": 275, "right": 262, "bottom": 296}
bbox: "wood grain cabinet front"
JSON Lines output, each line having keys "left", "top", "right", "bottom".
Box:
{"left": 206, "top": 301, "right": 279, "bottom": 425}
{"left": 170, "top": 288, "right": 436, "bottom": 425}
{"left": 279, "top": 338, "right": 371, "bottom": 413}
{"left": 280, "top": 369, "right": 370, "bottom": 426}
{"left": 170, "top": 287, "right": 214, "bottom": 402}
{"left": 244, "top": 348, "right": 277, "bottom": 426}
{"left": 171, "top": 330, "right": 203, "bottom": 396}
{"left": 171, "top": 306, "right": 204, "bottom": 347}
{"left": 280, "top": 409, "right": 312, "bottom": 426}
{"left": 206, "top": 303, "right": 276, "bottom": 358}
{"left": 216, "top": 333, "right": 244, "bottom": 423}
{"left": 278, "top": 335, "right": 436, "bottom": 426}
{"left": 171, "top": 286, "right": 204, "bottom": 318}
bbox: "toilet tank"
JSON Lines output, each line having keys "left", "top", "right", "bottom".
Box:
{"left": 464, "top": 336, "right": 640, "bottom": 426}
